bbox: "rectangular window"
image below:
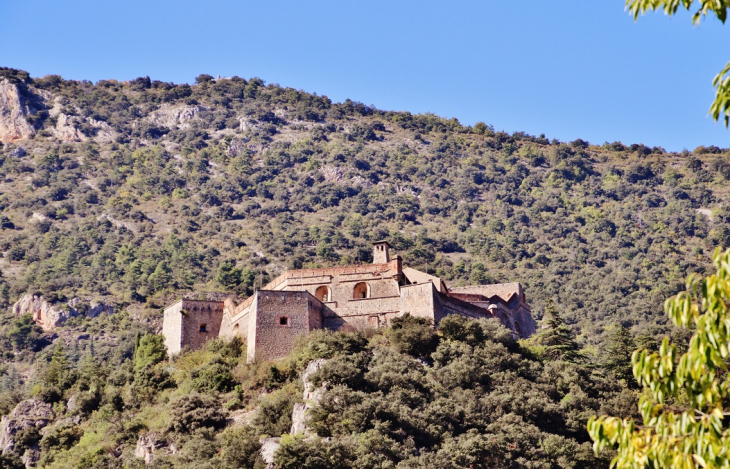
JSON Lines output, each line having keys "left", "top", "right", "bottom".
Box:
{"left": 278, "top": 316, "right": 290, "bottom": 326}
{"left": 199, "top": 323, "right": 207, "bottom": 332}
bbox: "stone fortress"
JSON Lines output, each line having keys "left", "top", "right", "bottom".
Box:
{"left": 163, "top": 241, "right": 535, "bottom": 362}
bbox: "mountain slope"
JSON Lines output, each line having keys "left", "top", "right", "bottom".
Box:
{"left": 0, "top": 67, "right": 727, "bottom": 342}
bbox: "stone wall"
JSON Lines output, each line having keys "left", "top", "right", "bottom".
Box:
{"left": 163, "top": 300, "right": 223, "bottom": 355}
{"left": 248, "top": 291, "right": 324, "bottom": 362}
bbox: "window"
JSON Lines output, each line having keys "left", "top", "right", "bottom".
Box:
{"left": 278, "top": 316, "right": 290, "bottom": 326}
{"left": 315, "top": 285, "right": 331, "bottom": 302}
{"left": 233, "top": 324, "right": 240, "bottom": 335}
{"left": 353, "top": 282, "right": 370, "bottom": 299}
{"left": 199, "top": 323, "right": 207, "bottom": 332}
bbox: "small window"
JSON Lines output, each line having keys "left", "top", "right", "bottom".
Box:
{"left": 279, "top": 316, "right": 290, "bottom": 326}
{"left": 199, "top": 323, "right": 207, "bottom": 332}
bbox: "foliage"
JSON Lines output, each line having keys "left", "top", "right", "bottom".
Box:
{"left": 134, "top": 334, "right": 167, "bottom": 372}
{"left": 589, "top": 247, "right": 730, "bottom": 467}
{"left": 167, "top": 393, "right": 228, "bottom": 434}
{"left": 525, "top": 300, "right": 585, "bottom": 362}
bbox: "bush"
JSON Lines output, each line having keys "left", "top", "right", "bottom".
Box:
{"left": 167, "top": 393, "right": 227, "bottom": 434}
{"left": 389, "top": 314, "right": 438, "bottom": 358}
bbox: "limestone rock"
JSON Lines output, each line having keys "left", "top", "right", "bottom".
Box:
{"left": 259, "top": 437, "right": 281, "bottom": 469}
{"left": 146, "top": 104, "right": 202, "bottom": 130}
{"left": 0, "top": 399, "right": 55, "bottom": 458}
{"left": 134, "top": 433, "right": 160, "bottom": 464}
{"left": 0, "top": 80, "right": 37, "bottom": 144}
{"left": 12, "top": 295, "right": 116, "bottom": 330}
{"left": 11, "top": 294, "right": 77, "bottom": 330}
{"left": 290, "top": 359, "right": 326, "bottom": 436}
{"left": 52, "top": 113, "right": 86, "bottom": 142}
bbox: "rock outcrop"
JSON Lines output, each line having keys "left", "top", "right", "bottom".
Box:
{"left": 146, "top": 104, "right": 202, "bottom": 130}
{"left": 12, "top": 295, "right": 77, "bottom": 330}
{"left": 290, "top": 359, "right": 326, "bottom": 436}
{"left": 134, "top": 433, "right": 178, "bottom": 464}
{"left": 0, "top": 80, "right": 37, "bottom": 144}
{"left": 0, "top": 399, "right": 55, "bottom": 465}
{"left": 12, "top": 295, "right": 115, "bottom": 330}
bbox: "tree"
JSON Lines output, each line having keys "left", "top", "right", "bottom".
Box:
{"left": 627, "top": 0, "right": 730, "bottom": 125}
{"left": 528, "top": 300, "right": 585, "bottom": 363}
{"left": 195, "top": 74, "right": 214, "bottom": 84}
{"left": 589, "top": 248, "right": 730, "bottom": 467}
{"left": 46, "top": 343, "right": 69, "bottom": 388}
{"left": 603, "top": 325, "right": 640, "bottom": 389}
{"left": 134, "top": 334, "right": 167, "bottom": 371}
{"left": 215, "top": 260, "right": 243, "bottom": 290}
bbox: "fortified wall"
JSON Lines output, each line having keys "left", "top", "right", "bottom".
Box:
{"left": 163, "top": 241, "right": 535, "bottom": 361}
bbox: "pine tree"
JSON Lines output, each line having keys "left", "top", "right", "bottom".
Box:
{"left": 531, "top": 300, "right": 585, "bottom": 363}
{"left": 46, "top": 343, "right": 69, "bottom": 388}
{"left": 603, "top": 325, "right": 639, "bottom": 389}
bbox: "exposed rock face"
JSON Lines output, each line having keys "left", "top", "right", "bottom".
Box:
{"left": 12, "top": 295, "right": 77, "bottom": 330}
{"left": 0, "top": 399, "right": 55, "bottom": 463}
{"left": 0, "top": 80, "right": 37, "bottom": 144}
{"left": 135, "top": 433, "right": 160, "bottom": 464}
{"left": 11, "top": 294, "right": 115, "bottom": 330}
{"left": 259, "top": 437, "right": 281, "bottom": 469}
{"left": 290, "top": 358, "right": 326, "bottom": 436}
{"left": 146, "top": 104, "right": 202, "bottom": 129}
{"left": 134, "top": 433, "right": 178, "bottom": 464}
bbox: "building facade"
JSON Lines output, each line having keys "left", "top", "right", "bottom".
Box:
{"left": 163, "top": 241, "right": 535, "bottom": 361}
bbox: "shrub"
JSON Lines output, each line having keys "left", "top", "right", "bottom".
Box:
{"left": 167, "top": 393, "right": 227, "bottom": 434}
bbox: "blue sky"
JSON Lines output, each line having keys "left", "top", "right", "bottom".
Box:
{"left": 1, "top": 1, "right": 728, "bottom": 151}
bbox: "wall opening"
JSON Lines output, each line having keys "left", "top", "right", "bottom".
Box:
{"left": 278, "top": 316, "right": 290, "bottom": 327}
{"left": 199, "top": 323, "right": 207, "bottom": 332}
{"left": 315, "top": 285, "right": 331, "bottom": 302}
{"left": 353, "top": 282, "right": 370, "bottom": 299}
{"left": 514, "top": 321, "right": 522, "bottom": 338}
{"left": 233, "top": 324, "right": 240, "bottom": 335}
{"left": 368, "top": 315, "right": 379, "bottom": 328}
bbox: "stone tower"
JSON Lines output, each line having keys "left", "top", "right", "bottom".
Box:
{"left": 373, "top": 240, "right": 390, "bottom": 264}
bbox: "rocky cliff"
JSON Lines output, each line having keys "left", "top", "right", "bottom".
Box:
{"left": 12, "top": 295, "right": 114, "bottom": 330}
{"left": 0, "top": 80, "right": 38, "bottom": 144}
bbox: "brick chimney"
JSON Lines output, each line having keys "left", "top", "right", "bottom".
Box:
{"left": 372, "top": 240, "right": 391, "bottom": 264}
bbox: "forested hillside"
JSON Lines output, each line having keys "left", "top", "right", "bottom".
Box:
{"left": 0, "top": 66, "right": 722, "bottom": 468}
{"left": 1, "top": 67, "right": 726, "bottom": 342}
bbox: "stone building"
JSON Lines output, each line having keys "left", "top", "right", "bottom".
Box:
{"left": 163, "top": 241, "right": 535, "bottom": 361}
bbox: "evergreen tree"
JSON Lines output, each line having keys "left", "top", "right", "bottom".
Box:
{"left": 530, "top": 300, "right": 585, "bottom": 363}
{"left": 603, "top": 325, "right": 639, "bottom": 389}
{"left": 46, "top": 343, "right": 69, "bottom": 388}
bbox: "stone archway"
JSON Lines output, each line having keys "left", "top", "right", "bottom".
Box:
{"left": 353, "top": 282, "right": 370, "bottom": 299}
{"left": 315, "top": 285, "right": 331, "bottom": 302}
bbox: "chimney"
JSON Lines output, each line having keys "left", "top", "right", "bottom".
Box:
{"left": 372, "top": 240, "right": 391, "bottom": 264}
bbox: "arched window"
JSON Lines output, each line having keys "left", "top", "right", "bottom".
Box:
{"left": 315, "top": 285, "right": 331, "bottom": 302}
{"left": 233, "top": 324, "right": 240, "bottom": 335}
{"left": 514, "top": 321, "right": 522, "bottom": 338}
{"left": 353, "top": 282, "right": 370, "bottom": 299}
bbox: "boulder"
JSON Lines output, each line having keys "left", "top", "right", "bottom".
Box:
{"left": 0, "top": 399, "right": 55, "bottom": 459}
{"left": 7, "top": 146, "right": 25, "bottom": 158}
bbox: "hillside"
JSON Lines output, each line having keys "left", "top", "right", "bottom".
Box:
{"left": 0, "top": 66, "right": 723, "bottom": 467}
{"left": 1, "top": 67, "right": 727, "bottom": 343}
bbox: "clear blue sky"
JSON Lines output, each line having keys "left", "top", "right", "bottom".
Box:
{"left": 2, "top": 1, "right": 728, "bottom": 151}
